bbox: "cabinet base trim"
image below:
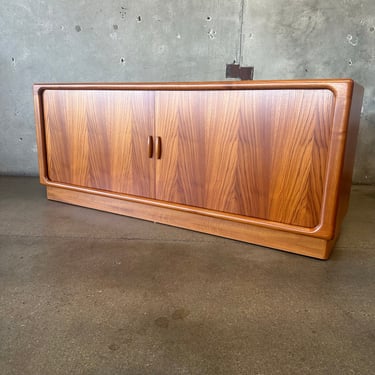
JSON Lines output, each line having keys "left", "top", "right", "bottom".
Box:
{"left": 47, "top": 186, "right": 335, "bottom": 259}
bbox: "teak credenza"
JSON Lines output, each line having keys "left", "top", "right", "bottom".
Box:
{"left": 33, "top": 80, "right": 364, "bottom": 259}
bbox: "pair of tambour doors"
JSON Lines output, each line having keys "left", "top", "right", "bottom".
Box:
{"left": 42, "top": 86, "right": 334, "bottom": 229}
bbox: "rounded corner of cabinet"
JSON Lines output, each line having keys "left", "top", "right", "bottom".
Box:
{"left": 40, "top": 174, "right": 52, "bottom": 186}
{"left": 309, "top": 219, "right": 336, "bottom": 241}
{"left": 33, "top": 85, "right": 48, "bottom": 98}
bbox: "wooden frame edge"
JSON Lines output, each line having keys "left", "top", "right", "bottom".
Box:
{"left": 46, "top": 185, "right": 334, "bottom": 259}
{"left": 42, "top": 180, "right": 333, "bottom": 238}
{"left": 32, "top": 79, "right": 353, "bottom": 93}
{"left": 33, "top": 84, "right": 48, "bottom": 184}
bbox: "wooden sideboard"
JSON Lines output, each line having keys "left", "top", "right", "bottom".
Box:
{"left": 33, "top": 80, "right": 364, "bottom": 259}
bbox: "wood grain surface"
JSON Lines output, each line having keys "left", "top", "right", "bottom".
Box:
{"left": 43, "top": 90, "right": 155, "bottom": 197}
{"left": 156, "top": 89, "right": 334, "bottom": 228}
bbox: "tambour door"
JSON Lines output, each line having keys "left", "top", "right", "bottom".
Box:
{"left": 155, "top": 89, "right": 335, "bottom": 228}
{"left": 43, "top": 90, "right": 155, "bottom": 198}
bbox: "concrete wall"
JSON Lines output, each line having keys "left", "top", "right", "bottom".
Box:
{"left": 0, "top": 0, "right": 374, "bottom": 183}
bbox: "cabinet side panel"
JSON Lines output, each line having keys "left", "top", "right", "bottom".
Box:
{"left": 336, "top": 82, "right": 364, "bottom": 226}
{"left": 43, "top": 90, "right": 155, "bottom": 198}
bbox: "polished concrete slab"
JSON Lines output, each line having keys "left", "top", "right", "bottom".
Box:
{"left": 0, "top": 177, "right": 374, "bottom": 375}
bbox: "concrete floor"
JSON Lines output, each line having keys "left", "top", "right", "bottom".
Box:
{"left": 0, "top": 177, "right": 374, "bottom": 375}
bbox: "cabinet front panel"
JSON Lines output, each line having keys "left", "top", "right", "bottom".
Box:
{"left": 43, "top": 90, "right": 155, "bottom": 197}
{"left": 155, "top": 89, "right": 334, "bottom": 228}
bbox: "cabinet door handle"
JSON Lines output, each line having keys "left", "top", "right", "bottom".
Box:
{"left": 155, "top": 136, "right": 162, "bottom": 159}
{"left": 147, "top": 136, "right": 153, "bottom": 158}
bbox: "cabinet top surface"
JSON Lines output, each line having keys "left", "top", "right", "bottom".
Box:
{"left": 33, "top": 79, "right": 360, "bottom": 93}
